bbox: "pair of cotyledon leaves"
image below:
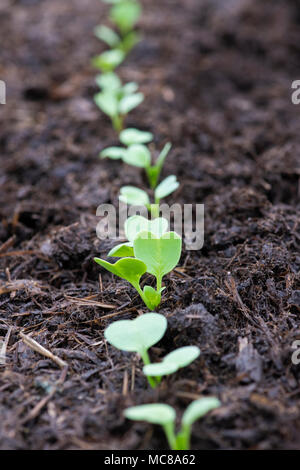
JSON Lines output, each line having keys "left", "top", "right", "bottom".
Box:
{"left": 94, "top": 216, "right": 182, "bottom": 310}
{"left": 104, "top": 313, "right": 200, "bottom": 378}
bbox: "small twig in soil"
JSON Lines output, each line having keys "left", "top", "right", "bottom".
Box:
{"left": 19, "top": 331, "right": 67, "bottom": 368}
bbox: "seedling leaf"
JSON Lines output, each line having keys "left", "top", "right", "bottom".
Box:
{"left": 124, "top": 404, "right": 176, "bottom": 426}
{"left": 155, "top": 175, "right": 179, "bottom": 201}
{"left": 96, "top": 72, "right": 121, "bottom": 91}
{"left": 94, "top": 257, "right": 146, "bottom": 286}
{"left": 104, "top": 313, "right": 167, "bottom": 353}
{"left": 100, "top": 146, "right": 127, "bottom": 160}
{"left": 94, "top": 91, "right": 118, "bottom": 118}
{"left": 92, "top": 49, "right": 125, "bottom": 72}
{"left": 120, "top": 128, "right": 153, "bottom": 146}
{"left": 110, "top": 0, "right": 141, "bottom": 34}
{"left": 123, "top": 144, "right": 151, "bottom": 168}
{"left": 182, "top": 397, "right": 221, "bottom": 427}
{"left": 119, "top": 92, "right": 144, "bottom": 114}
{"left": 133, "top": 231, "right": 182, "bottom": 279}
{"left": 119, "top": 186, "right": 150, "bottom": 206}
{"left": 125, "top": 215, "right": 168, "bottom": 242}
{"left": 107, "top": 242, "right": 134, "bottom": 257}
{"left": 94, "top": 25, "right": 120, "bottom": 48}
{"left": 164, "top": 346, "right": 200, "bottom": 368}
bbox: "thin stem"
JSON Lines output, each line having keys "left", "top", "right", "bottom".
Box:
{"left": 174, "top": 425, "right": 191, "bottom": 450}
{"left": 140, "top": 349, "right": 158, "bottom": 389}
{"left": 156, "top": 275, "right": 162, "bottom": 293}
{"left": 112, "top": 114, "right": 123, "bottom": 133}
{"left": 163, "top": 422, "right": 177, "bottom": 450}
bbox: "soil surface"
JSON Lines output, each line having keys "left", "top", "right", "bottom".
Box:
{"left": 0, "top": 0, "right": 300, "bottom": 450}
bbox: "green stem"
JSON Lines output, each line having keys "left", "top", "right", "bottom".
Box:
{"left": 156, "top": 275, "right": 162, "bottom": 293}
{"left": 112, "top": 114, "right": 123, "bottom": 133}
{"left": 140, "top": 349, "right": 158, "bottom": 389}
{"left": 163, "top": 422, "right": 177, "bottom": 450}
{"left": 150, "top": 203, "right": 159, "bottom": 219}
{"left": 174, "top": 426, "right": 190, "bottom": 450}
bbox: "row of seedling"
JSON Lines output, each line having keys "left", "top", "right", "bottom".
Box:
{"left": 92, "top": 0, "right": 220, "bottom": 449}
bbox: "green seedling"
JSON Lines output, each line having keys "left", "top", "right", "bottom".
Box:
{"left": 119, "top": 175, "right": 179, "bottom": 217}
{"left": 94, "top": 223, "right": 182, "bottom": 310}
{"left": 143, "top": 346, "right": 200, "bottom": 383}
{"left": 101, "top": 142, "right": 172, "bottom": 189}
{"left": 94, "top": 25, "right": 140, "bottom": 55}
{"left": 124, "top": 397, "right": 221, "bottom": 450}
{"left": 94, "top": 75, "right": 144, "bottom": 132}
{"left": 104, "top": 313, "right": 167, "bottom": 387}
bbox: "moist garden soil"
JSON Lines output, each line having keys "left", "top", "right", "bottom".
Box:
{"left": 0, "top": 0, "right": 300, "bottom": 450}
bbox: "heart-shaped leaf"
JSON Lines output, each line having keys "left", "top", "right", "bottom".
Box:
{"left": 100, "top": 146, "right": 127, "bottom": 160}
{"left": 107, "top": 242, "right": 134, "bottom": 257}
{"left": 104, "top": 313, "right": 167, "bottom": 354}
{"left": 124, "top": 404, "right": 176, "bottom": 426}
{"left": 120, "top": 128, "right": 153, "bottom": 146}
{"left": 155, "top": 175, "right": 179, "bottom": 201}
{"left": 123, "top": 144, "right": 151, "bottom": 168}
{"left": 125, "top": 216, "right": 168, "bottom": 243}
{"left": 182, "top": 398, "right": 221, "bottom": 427}
{"left": 94, "top": 257, "right": 146, "bottom": 287}
{"left": 119, "top": 186, "right": 150, "bottom": 206}
{"left": 133, "top": 231, "right": 182, "bottom": 280}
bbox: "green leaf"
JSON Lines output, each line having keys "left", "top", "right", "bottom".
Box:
{"left": 107, "top": 242, "right": 134, "bottom": 257}
{"left": 124, "top": 404, "right": 176, "bottom": 426}
{"left": 96, "top": 72, "right": 121, "bottom": 91}
{"left": 100, "top": 146, "right": 127, "bottom": 160}
{"left": 156, "top": 142, "right": 172, "bottom": 170}
{"left": 119, "top": 128, "right": 153, "bottom": 146}
{"left": 123, "top": 144, "right": 151, "bottom": 168}
{"left": 122, "top": 82, "right": 139, "bottom": 95}
{"left": 94, "top": 257, "right": 146, "bottom": 286}
{"left": 119, "top": 186, "right": 150, "bottom": 206}
{"left": 155, "top": 175, "right": 179, "bottom": 201}
{"left": 104, "top": 313, "right": 167, "bottom": 354}
{"left": 94, "top": 25, "right": 120, "bottom": 48}
{"left": 133, "top": 231, "right": 182, "bottom": 279}
{"left": 94, "top": 91, "right": 118, "bottom": 117}
{"left": 121, "top": 31, "right": 141, "bottom": 53}
{"left": 147, "top": 143, "right": 172, "bottom": 189}
{"left": 92, "top": 49, "right": 125, "bottom": 72}
{"left": 142, "top": 285, "right": 164, "bottom": 311}
{"left": 182, "top": 398, "right": 221, "bottom": 427}
{"left": 119, "top": 92, "right": 144, "bottom": 115}
{"left": 110, "top": 0, "right": 141, "bottom": 34}
{"left": 125, "top": 215, "right": 168, "bottom": 242}
{"left": 164, "top": 346, "right": 200, "bottom": 368}
{"left": 143, "top": 361, "right": 178, "bottom": 377}
{"left": 143, "top": 346, "right": 200, "bottom": 378}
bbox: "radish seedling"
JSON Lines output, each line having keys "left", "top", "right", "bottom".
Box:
{"left": 104, "top": 315, "right": 200, "bottom": 388}
{"left": 124, "top": 397, "right": 221, "bottom": 450}
{"left": 104, "top": 313, "right": 167, "bottom": 387}
{"left": 94, "top": 222, "right": 182, "bottom": 310}
{"left": 119, "top": 175, "right": 179, "bottom": 217}
{"left": 101, "top": 142, "right": 172, "bottom": 189}
{"left": 94, "top": 76, "right": 144, "bottom": 132}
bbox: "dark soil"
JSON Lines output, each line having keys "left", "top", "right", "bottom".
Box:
{"left": 0, "top": 0, "right": 300, "bottom": 450}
